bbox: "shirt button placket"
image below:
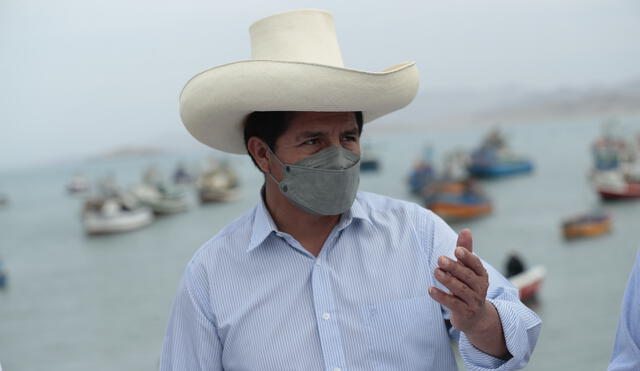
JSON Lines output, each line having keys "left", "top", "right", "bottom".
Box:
{"left": 311, "top": 257, "right": 347, "bottom": 371}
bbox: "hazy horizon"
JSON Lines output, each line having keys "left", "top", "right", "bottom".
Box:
{"left": 2, "top": 0, "right": 640, "bottom": 171}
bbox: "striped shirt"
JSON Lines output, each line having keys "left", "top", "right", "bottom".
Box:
{"left": 160, "top": 191, "right": 541, "bottom": 371}
{"left": 608, "top": 249, "right": 640, "bottom": 371}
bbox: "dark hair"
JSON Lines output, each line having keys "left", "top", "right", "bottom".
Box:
{"left": 243, "top": 111, "right": 363, "bottom": 169}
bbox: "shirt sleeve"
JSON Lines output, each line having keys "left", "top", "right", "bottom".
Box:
{"left": 608, "top": 249, "right": 640, "bottom": 371}
{"left": 159, "top": 259, "right": 223, "bottom": 371}
{"left": 425, "top": 210, "right": 542, "bottom": 371}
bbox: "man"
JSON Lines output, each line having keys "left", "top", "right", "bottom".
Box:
{"left": 161, "top": 9, "right": 541, "bottom": 371}
{"left": 608, "top": 249, "right": 640, "bottom": 370}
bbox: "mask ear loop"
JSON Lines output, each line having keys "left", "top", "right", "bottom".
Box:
{"left": 266, "top": 147, "right": 290, "bottom": 192}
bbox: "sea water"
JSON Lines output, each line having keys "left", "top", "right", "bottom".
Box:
{"left": 1, "top": 115, "right": 639, "bottom": 370}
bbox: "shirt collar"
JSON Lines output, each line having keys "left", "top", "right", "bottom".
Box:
{"left": 247, "top": 192, "right": 279, "bottom": 252}
{"left": 338, "top": 194, "right": 372, "bottom": 230}
{"left": 246, "top": 192, "right": 372, "bottom": 253}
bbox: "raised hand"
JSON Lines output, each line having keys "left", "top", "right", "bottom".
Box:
{"left": 428, "top": 229, "right": 492, "bottom": 335}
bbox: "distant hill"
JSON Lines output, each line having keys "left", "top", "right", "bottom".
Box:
{"left": 94, "top": 145, "right": 167, "bottom": 159}
{"left": 370, "top": 80, "right": 640, "bottom": 131}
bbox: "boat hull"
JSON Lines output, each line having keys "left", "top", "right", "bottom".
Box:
{"left": 84, "top": 208, "right": 154, "bottom": 235}
{"left": 428, "top": 202, "right": 492, "bottom": 221}
{"left": 468, "top": 162, "right": 533, "bottom": 178}
{"left": 563, "top": 220, "right": 611, "bottom": 239}
{"left": 199, "top": 188, "right": 240, "bottom": 203}
{"left": 510, "top": 266, "right": 546, "bottom": 302}
{"left": 360, "top": 160, "right": 379, "bottom": 172}
{"left": 598, "top": 185, "right": 640, "bottom": 200}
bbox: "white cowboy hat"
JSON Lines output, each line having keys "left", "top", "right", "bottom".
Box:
{"left": 180, "top": 9, "right": 420, "bottom": 154}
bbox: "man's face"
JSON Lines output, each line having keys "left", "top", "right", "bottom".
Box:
{"left": 272, "top": 111, "right": 361, "bottom": 165}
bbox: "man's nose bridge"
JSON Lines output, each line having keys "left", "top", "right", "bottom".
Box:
{"left": 328, "top": 132, "right": 342, "bottom": 147}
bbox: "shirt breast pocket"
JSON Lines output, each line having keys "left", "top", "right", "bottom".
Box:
{"left": 360, "top": 295, "right": 450, "bottom": 370}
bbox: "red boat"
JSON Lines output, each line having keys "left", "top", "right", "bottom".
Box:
{"left": 509, "top": 266, "right": 546, "bottom": 302}
{"left": 592, "top": 170, "right": 640, "bottom": 200}
{"left": 598, "top": 183, "right": 640, "bottom": 199}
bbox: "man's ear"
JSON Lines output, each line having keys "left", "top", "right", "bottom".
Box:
{"left": 247, "top": 137, "right": 271, "bottom": 173}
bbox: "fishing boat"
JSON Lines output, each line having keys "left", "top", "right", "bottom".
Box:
{"left": 360, "top": 143, "right": 380, "bottom": 172}
{"left": 360, "top": 157, "right": 380, "bottom": 172}
{"left": 197, "top": 160, "right": 240, "bottom": 203}
{"left": 173, "top": 163, "right": 193, "bottom": 184}
{"left": 590, "top": 123, "right": 640, "bottom": 199}
{"left": 0, "top": 193, "right": 8, "bottom": 207}
{"left": 131, "top": 166, "right": 192, "bottom": 215}
{"left": 509, "top": 265, "right": 546, "bottom": 302}
{"left": 467, "top": 151, "right": 534, "bottom": 178}
{"left": 408, "top": 147, "right": 436, "bottom": 195}
{"left": 426, "top": 193, "right": 492, "bottom": 221}
{"left": 131, "top": 183, "right": 191, "bottom": 215}
{"left": 82, "top": 195, "right": 154, "bottom": 235}
{"left": 562, "top": 211, "right": 612, "bottom": 239}
{"left": 467, "top": 129, "right": 534, "bottom": 178}
{"left": 0, "top": 260, "right": 7, "bottom": 289}
{"left": 408, "top": 162, "right": 435, "bottom": 195}
{"left": 592, "top": 170, "right": 640, "bottom": 200}
{"left": 591, "top": 121, "right": 636, "bottom": 171}
{"left": 66, "top": 175, "right": 90, "bottom": 194}
{"left": 424, "top": 181, "right": 492, "bottom": 221}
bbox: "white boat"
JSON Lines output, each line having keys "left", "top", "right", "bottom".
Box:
{"left": 130, "top": 183, "right": 191, "bottom": 215}
{"left": 67, "top": 175, "right": 90, "bottom": 194}
{"left": 509, "top": 265, "right": 546, "bottom": 302}
{"left": 83, "top": 196, "right": 153, "bottom": 235}
{"left": 197, "top": 160, "right": 240, "bottom": 203}
{"left": 591, "top": 169, "right": 640, "bottom": 199}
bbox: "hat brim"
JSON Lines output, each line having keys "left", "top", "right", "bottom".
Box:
{"left": 180, "top": 60, "right": 419, "bottom": 154}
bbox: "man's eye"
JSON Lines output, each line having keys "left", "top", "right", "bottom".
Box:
{"left": 303, "top": 139, "right": 318, "bottom": 145}
{"left": 342, "top": 136, "right": 357, "bottom": 142}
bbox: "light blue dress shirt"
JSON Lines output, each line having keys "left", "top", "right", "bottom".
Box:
{"left": 608, "top": 249, "right": 640, "bottom": 371}
{"left": 160, "top": 192, "right": 541, "bottom": 371}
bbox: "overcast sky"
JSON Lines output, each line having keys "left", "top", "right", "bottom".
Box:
{"left": 1, "top": 0, "right": 639, "bottom": 170}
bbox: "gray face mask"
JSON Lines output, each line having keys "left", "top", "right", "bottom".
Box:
{"left": 268, "top": 146, "right": 361, "bottom": 216}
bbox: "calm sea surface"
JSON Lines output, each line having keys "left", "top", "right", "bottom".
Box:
{"left": 1, "top": 115, "right": 639, "bottom": 370}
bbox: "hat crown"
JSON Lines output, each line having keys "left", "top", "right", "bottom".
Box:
{"left": 249, "top": 9, "right": 344, "bottom": 67}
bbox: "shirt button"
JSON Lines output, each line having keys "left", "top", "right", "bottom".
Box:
{"left": 322, "top": 312, "right": 330, "bottom": 320}
{"left": 315, "top": 260, "right": 321, "bottom": 266}
{"left": 333, "top": 368, "right": 341, "bottom": 371}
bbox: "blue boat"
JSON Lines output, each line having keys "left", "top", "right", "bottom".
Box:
{"left": 408, "top": 147, "right": 437, "bottom": 195}
{"left": 467, "top": 149, "right": 534, "bottom": 178}
{"left": 467, "top": 129, "right": 534, "bottom": 178}
{"left": 0, "top": 260, "right": 7, "bottom": 289}
{"left": 408, "top": 162, "right": 436, "bottom": 195}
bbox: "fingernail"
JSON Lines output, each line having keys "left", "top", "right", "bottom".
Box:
{"left": 457, "top": 247, "right": 466, "bottom": 257}
{"left": 440, "top": 256, "right": 449, "bottom": 267}
{"left": 436, "top": 270, "right": 445, "bottom": 279}
{"left": 428, "top": 286, "right": 435, "bottom": 295}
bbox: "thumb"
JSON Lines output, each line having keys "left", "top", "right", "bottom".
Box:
{"left": 456, "top": 229, "right": 473, "bottom": 253}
